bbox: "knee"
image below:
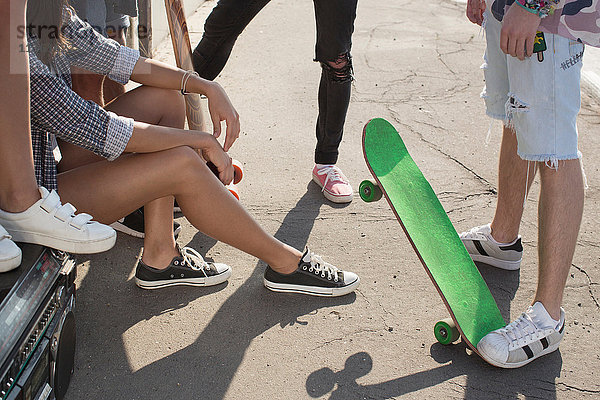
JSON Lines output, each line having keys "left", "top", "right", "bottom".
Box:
{"left": 321, "top": 53, "right": 354, "bottom": 83}
{"left": 167, "top": 146, "right": 209, "bottom": 180}
{"left": 160, "top": 89, "right": 186, "bottom": 128}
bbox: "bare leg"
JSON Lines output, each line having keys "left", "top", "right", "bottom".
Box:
{"left": 106, "top": 85, "right": 183, "bottom": 268}
{"left": 535, "top": 159, "right": 584, "bottom": 320}
{"left": 143, "top": 196, "right": 178, "bottom": 267}
{"left": 0, "top": 0, "right": 41, "bottom": 212}
{"left": 57, "top": 148, "right": 301, "bottom": 273}
{"left": 59, "top": 86, "right": 188, "bottom": 268}
{"left": 490, "top": 125, "right": 536, "bottom": 243}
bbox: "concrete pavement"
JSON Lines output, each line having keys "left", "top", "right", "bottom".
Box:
{"left": 65, "top": 0, "right": 600, "bottom": 399}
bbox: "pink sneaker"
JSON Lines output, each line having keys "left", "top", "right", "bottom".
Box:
{"left": 312, "top": 165, "right": 353, "bottom": 203}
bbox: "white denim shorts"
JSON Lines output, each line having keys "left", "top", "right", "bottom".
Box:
{"left": 482, "top": 10, "right": 584, "bottom": 164}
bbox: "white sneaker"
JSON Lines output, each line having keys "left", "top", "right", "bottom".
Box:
{"left": 0, "top": 187, "right": 116, "bottom": 254}
{"left": 477, "top": 302, "right": 565, "bottom": 368}
{"left": 0, "top": 225, "right": 21, "bottom": 272}
{"left": 459, "top": 224, "right": 522, "bottom": 270}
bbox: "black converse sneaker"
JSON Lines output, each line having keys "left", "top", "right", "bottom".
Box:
{"left": 263, "top": 248, "right": 359, "bottom": 297}
{"left": 111, "top": 208, "right": 182, "bottom": 239}
{"left": 135, "top": 246, "right": 231, "bottom": 289}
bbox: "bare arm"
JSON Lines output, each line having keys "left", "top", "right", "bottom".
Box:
{"left": 130, "top": 58, "right": 240, "bottom": 151}
{"left": 125, "top": 122, "right": 234, "bottom": 184}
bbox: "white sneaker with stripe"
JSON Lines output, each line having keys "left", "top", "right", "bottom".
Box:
{"left": 477, "top": 302, "right": 565, "bottom": 368}
{"left": 459, "top": 224, "right": 522, "bottom": 270}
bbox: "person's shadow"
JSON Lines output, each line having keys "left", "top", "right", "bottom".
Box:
{"left": 67, "top": 183, "right": 356, "bottom": 400}
{"left": 305, "top": 262, "right": 563, "bottom": 399}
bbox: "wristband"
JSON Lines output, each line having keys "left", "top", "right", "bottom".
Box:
{"left": 516, "top": 0, "right": 559, "bottom": 18}
{"left": 515, "top": 0, "right": 540, "bottom": 14}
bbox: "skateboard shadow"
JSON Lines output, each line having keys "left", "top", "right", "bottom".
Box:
{"left": 474, "top": 261, "right": 520, "bottom": 322}
{"left": 67, "top": 185, "right": 357, "bottom": 400}
{"left": 306, "top": 345, "right": 562, "bottom": 399}
{"left": 305, "top": 262, "right": 561, "bottom": 399}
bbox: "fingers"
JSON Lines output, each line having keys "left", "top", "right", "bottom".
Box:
{"left": 219, "top": 157, "right": 234, "bottom": 185}
{"left": 500, "top": 2, "right": 541, "bottom": 59}
{"left": 515, "top": 37, "right": 526, "bottom": 61}
{"left": 525, "top": 36, "right": 535, "bottom": 58}
{"left": 212, "top": 114, "right": 222, "bottom": 139}
{"left": 223, "top": 113, "right": 240, "bottom": 152}
{"left": 466, "top": 0, "right": 480, "bottom": 24}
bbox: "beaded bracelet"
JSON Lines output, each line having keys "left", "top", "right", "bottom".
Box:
{"left": 516, "top": 0, "right": 560, "bottom": 18}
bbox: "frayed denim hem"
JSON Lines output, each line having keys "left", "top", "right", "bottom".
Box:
{"left": 517, "top": 151, "right": 582, "bottom": 169}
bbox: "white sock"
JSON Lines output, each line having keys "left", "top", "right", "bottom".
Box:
{"left": 316, "top": 164, "right": 335, "bottom": 169}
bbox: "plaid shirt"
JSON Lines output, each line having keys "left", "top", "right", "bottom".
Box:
{"left": 29, "top": 10, "right": 139, "bottom": 190}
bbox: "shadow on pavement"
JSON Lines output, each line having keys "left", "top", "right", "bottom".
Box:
{"left": 306, "top": 261, "right": 563, "bottom": 399}
{"left": 68, "top": 184, "right": 357, "bottom": 399}
{"left": 306, "top": 346, "right": 562, "bottom": 399}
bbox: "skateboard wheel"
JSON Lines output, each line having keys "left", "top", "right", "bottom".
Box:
{"left": 232, "top": 159, "right": 243, "bottom": 185}
{"left": 228, "top": 184, "right": 240, "bottom": 200}
{"left": 359, "top": 179, "right": 383, "bottom": 202}
{"left": 434, "top": 318, "right": 460, "bottom": 345}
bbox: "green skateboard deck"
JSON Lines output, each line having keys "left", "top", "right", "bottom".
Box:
{"left": 361, "top": 118, "right": 505, "bottom": 356}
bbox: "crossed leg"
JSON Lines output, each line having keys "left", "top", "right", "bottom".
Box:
{"left": 56, "top": 86, "right": 302, "bottom": 273}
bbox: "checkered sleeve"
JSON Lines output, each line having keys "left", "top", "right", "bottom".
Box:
{"left": 29, "top": 50, "right": 133, "bottom": 161}
{"left": 64, "top": 11, "right": 140, "bottom": 84}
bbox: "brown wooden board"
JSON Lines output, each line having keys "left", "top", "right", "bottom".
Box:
{"left": 165, "top": 0, "right": 206, "bottom": 131}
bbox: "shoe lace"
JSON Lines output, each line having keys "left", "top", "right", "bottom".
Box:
{"left": 305, "top": 251, "right": 340, "bottom": 282}
{"left": 498, "top": 312, "right": 546, "bottom": 350}
{"left": 459, "top": 225, "right": 489, "bottom": 241}
{"left": 180, "top": 246, "right": 211, "bottom": 272}
{"left": 316, "top": 166, "right": 348, "bottom": 193}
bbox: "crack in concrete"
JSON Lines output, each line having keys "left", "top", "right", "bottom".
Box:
{"left": 389, "top": 110, "right": 497, "bottom": 194}
{"left": 557, "top": 382, "right": 600, "bottom": 394}
{"left": 571, "top": 264, "right": 600, "bottom": 308}
{"left": 310, "top": 328, "right": 379, "bottom": 352}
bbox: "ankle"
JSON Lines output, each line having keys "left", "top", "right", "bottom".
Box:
{"left": 141, "top": 244, "right": 179, "bottom": 270}
{"left": 489, "top": 223, "right": 518, "bottom": 244}
{"left": 0, "top": 189, "right": 41, "bottom": 213}
{"left": 268, "top": 247, "right": 302, "bottom": 274}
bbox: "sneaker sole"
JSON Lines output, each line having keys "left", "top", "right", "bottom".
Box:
{"left": 470, "top": 254, "right": 521, "bottom": 271}
{"left": 110, "top": 221, "right": 144, "bottom": 238}
{"left": 311, "top": 176, "right": 353, "bottom": 204}
{"left": 135, "top": 268, "right": 232, "bottom": 289}
{"left": 0, "top": 252, "right": 22, "bottom": 273}
{"left": 263, "top": 276, "right": 360, "bottom": 297}
{"left": 8, "top": 230, "right": 116, "bottom": 254}
{"left": 110, "top": 222, "right": 182, "bottom": 239}
{"left": 478, "top": 341, "right": 561, "bottom": 369}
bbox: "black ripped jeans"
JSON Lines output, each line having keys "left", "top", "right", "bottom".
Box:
{"left": 192, "top": 0, "right": 358, "bottom": 164}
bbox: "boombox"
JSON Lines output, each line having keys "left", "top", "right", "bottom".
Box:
{"left": 0, "top": 245, "right": 77, "bottom": 400}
